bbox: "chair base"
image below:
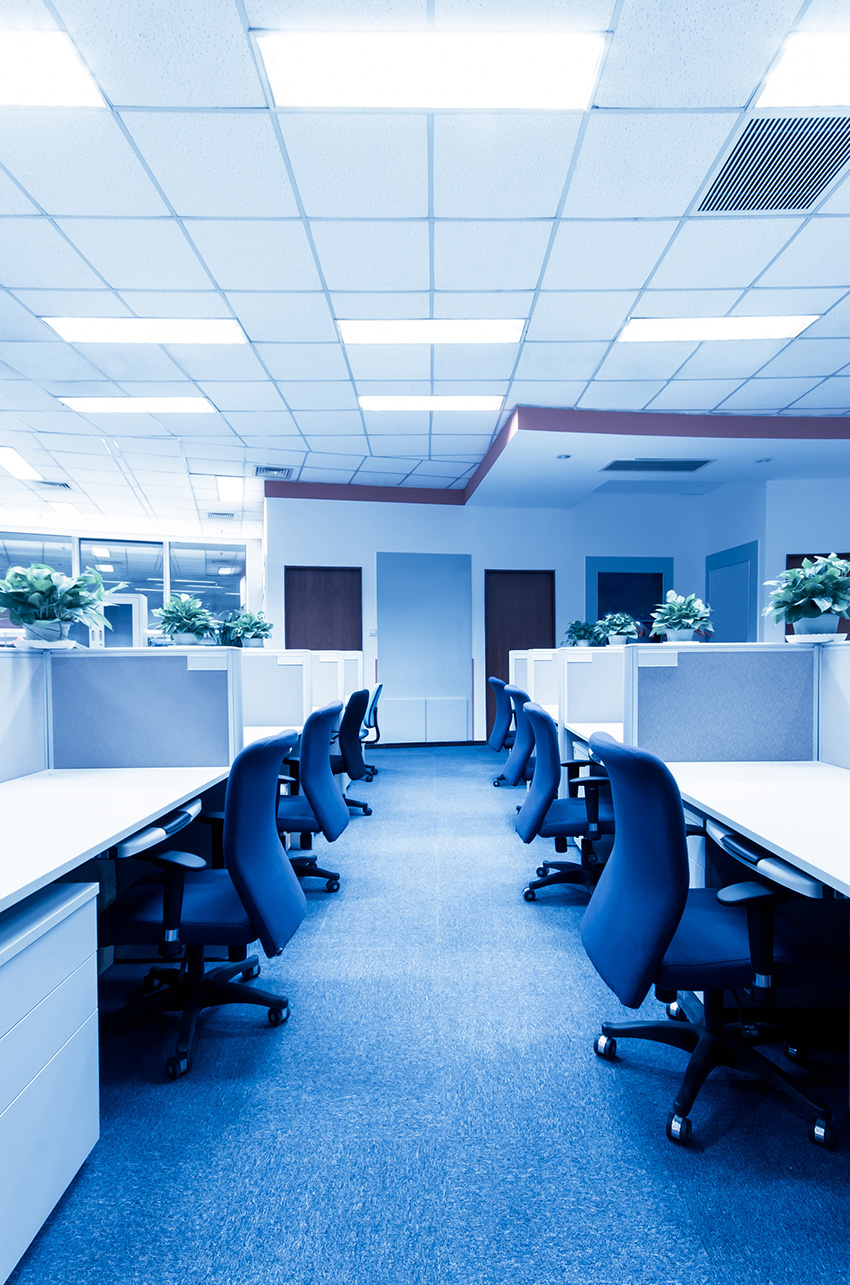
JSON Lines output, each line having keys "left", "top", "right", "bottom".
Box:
{"left": 596, "top": 989, "right": 834, "bottom": 1148}
{"left": 289, "top": 854, "right": 341, "bottom": 892}
{"left": 522, "top": 844, "right": 604, "bottom": 901}
{"left": 345, "top": 795, "right": 372, "bottom": 816}
{"left": 101, "top": 946, "right": 289, "bottom": 1079}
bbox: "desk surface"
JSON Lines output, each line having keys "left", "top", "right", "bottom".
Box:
{"left": 668, "top": 760, "right": 850, "bottom": 897}
{"left": 0, "top": 766, "right": 228, "bottom": 915}
{"left": 566, "top": 722, "right": 624, "bottom": 743}
{"left": 243, "top": 724, "right": 291, "bottom": 747}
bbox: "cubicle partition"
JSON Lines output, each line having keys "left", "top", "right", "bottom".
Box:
{"left": 312, "top": 650, "right": 363, "bottom": 711}
{"left": 241, "top": 649, "right": 312, "bottom": 729}
{"left": 818, "top": 643, "right": 850, "bottom": 769}
{"left": 0, "top": 652, "right": 48, "bottom": 783}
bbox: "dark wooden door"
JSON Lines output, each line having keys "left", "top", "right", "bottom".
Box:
{"left": 485, "top": 570, "right": 555, "bottom": 733}
{"left": 284, "top": 566, "right": 363, "bottom": 650}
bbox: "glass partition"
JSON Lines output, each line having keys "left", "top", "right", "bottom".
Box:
{"left": 169, "top": 543, "right": 247, "bottom": 618}
{"left": 79, "top": 539, "right": 165, "bottom": 629}
{"left": 0, "top": 532, "right": 74, "bottom": 631}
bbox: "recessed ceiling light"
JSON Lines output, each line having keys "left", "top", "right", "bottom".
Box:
{"left": 95, "top": 563, "right": 114, "bottom": 573}
{"left": 0, "top": 31, "right": 104, "bottom": 107}
{"left": 216, "top": 477, "right": 244, "bottom": 502}
{"left": 0, "top": 448, "right": 43, "bottom": 482}
{"left": 619, "top": 316, "right": 818, "bottom": 343}
{"left": 43, "top": 318, "right": 247, "bottom": 344}
{"left": 91, "top": 545, "right": 111, "bottom": 558}
{"left": 49, "top": 502, "right": 82, "bottom": 520}
{"left": 359, "top": 395, "right": 504, "bottom": 411}
{"left": 338, "top": 319, "right": 525, "bottom": 345}
{"left": 255, "top": 31, "right": 605, "bottom": 110}
{"left": 59, "top": 397, "right": 215, "bottom": 414}
{"left": 217, "top": 567, "right": 235, "bottom": 575}
{"left": 757, "top": 32, "right": 850, "bottom": 107}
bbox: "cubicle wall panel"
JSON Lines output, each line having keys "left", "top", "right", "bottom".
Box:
{"left": 50, "top": 655, "right": 232, "bottom": 768}
{"left": 820, "top": 646, "right": 850, "bottom": 769}
{"left": 636, "top": 650, "right": 815, "bottom": 762}
{"left": 241, "top": 652, "right": 307, "bottom": 727}
{"left": 564, "top": 649, "right": 625, "bottom": 723}
{"left": 0, "top": 654, "right": 47, "bottom": 783}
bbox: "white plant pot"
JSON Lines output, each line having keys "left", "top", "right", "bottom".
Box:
{"left": 24, "top": 620, "right": 71, "bottom": 642}
{"left": 665, "top": 628, "right": 695, "bottom": 642}
{"left": 173, "top": 631, "right": 198, "bottom": 646}
{"left": 793, "top": 615, "right": 839, "bottom": 635}
{"left": 241, "top": 638, "right": 263, "bottom": 648}
{"left": 607, "top": 634, "right": 630, "bottom": 646}
{"left": 573, "top": 639, "right": 591, "bottom": 647}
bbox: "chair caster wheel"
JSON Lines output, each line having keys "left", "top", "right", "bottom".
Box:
{"left": 809, "top": 1118, "right": 836, "bottom": 1150}
{"left": 666, "top": 1112, "right": 692, "bottom": 1144}
{"left": 493, "top": 778, "right": 503, "bottom": 787}
{"left": 268, "top": 1005, "right": 289, "bottom": 1027}
{"left": 363, "top": 806, "right": 372, "bottom": 816}
{"left": 594, "top": 1034, "right": 617, "bottom": 1061}
{"left": 166, "top": 1056, "right": 189, "bottom": 1080}
{"left": 142, "top": 973, "right": 162, "bottom": 993}
{"left": 784, "top": 1041, "right": 807, "bottom": 1065}
{"left": 522, "top": 886, "right": 536, "bottom": 902}
{"left": 326, "top": 878, "right": 340, "bottom": 892}
{"left": 536, "top": 866, "right": 549, "bottom": 878}
{"left": 242, "top": 962, "right": 261, "bottom": 981}
{"left": 666, "top": 1001, "right": 687, "bottom": 1022}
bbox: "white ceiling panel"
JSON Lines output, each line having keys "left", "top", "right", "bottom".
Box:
{"left": 368, "top": 435, "right": 430, "bottom": 455}
{"left": 294, "top": 410, "right": 363, "bottom": 435}
{"left": 433, "top": 292, "right": 534, "bottom": 320}
{"left": 435, "top": 222, "right": 552, "bottom": 292}
{"left": 429, "top": 435, "right": 492, "bottom": 455}
{"left": 595, "top": 341, "right": 696, "bottom": 380}
{"left": 647, "top": 379, "right": 744, "bottom": 410}
{"left": 430, "top": 412, "right": 500, "bottom": 434}
{"left": 757, "top": 219, "right": 850, "bottom": 288}
{"left": 433, "top": 345, "right": 518, "bottom": 380}
{"left": 717, "top": 377, "right": 822, "bottom": 411}
{"left": 0, "top": 341, "right": 105, "bottom": 381}
{"left": 330, "top": 293, "right": 431, "bottom": 320}
{"left": 434, "top": 114, "right": 581, "bottom": 218}
{"left": 119, "top": 291, "right": 230, "bottom": 318}
{"left": 354, "top": 381, "right": 431, "bottom": 397}
{"left": 412, "top": 460, "right": 466, "bottom": 476}
{"left": 281, "top": 115, "right": 427, "bottom": 218}
{"left": 431, "top": 381, "right": 508, "bottom": 396}
{"left": 678, "top": 338, "right": 788, "bottom": 379}
{"left": 757, "top": 340, "right": 850, "bottom": 379}
{"left": 256, "top": 343, "right": 350, "bottom": 381}
{"left": 598, "top": 0, "right": 802, "bottom": 108}
{"left": 243, "top": 447, "right": 306, "bottom": 466}
{"left": 64, "top": 411, "right": 171, "bottom": 435}
{"left": 563, "top": 112, "right": 736, "bottom": 217}
{"left": 219, "top": 410, "right": 300, "bottom": 436}
{"left": 796, "top": 0, "right": 850, "bottom": 28}
{"left": 731, "top": 287, "right": 848, "bottom": 317}
{"left": 310, "top": 222, "right": 430, "bottom": 292}
{"left": 58, "top": 0, "right": 264, "bottom": 107}
{"left": 0, "top": 110, "right": 166, "bottom": 216}
{"left": 649, "top": 218, "right": 802, "bottom": 290}
{"left": 0, "top": 219, "right": 103, "bottom": 288}
{"left": 182, "top": 219, "right": 320, "bottom": 291}
{"left": 346, "top": 345, "right": 430, "bottom": 381}
{"left": 357, "top": 455, "right": 414, "bottom": 472}
{"left": 0, "top": 168, "right": 39, "bottom": 215}
{"left": 244, "top": 0, "right": 427, "bottom": 24}
{"left": 298, "top": 467, "right": 357, "bottom": 484}
{"left": 123, "top": 113, "right": 298, "bottom": 217}
{"left": 12, "top": 288, "right": 131, "bottom": 317}
{"left": 527, "top": 292, "right": 637, "bottom": 341}
{"left": 792, "top": 378, "right": 850, "bottom": 410}
{"left": 514, "top": 341, "right": 608, "bottom": 380}
{"left": 0, "top": 293, "right": 55, "bottom": 341}
{"left": 163, "top": 344, "right": 268, "bottom": 381}
{"left": 434, "top": 0, "right": 615, "bottom": 25}
{"left": 361, "top": 412, "right": 430, "bottom": 435}
{"left": 578, "top": 380, "right": 667, "bottom": 410}
{"left": 225, "top": 292, "right": 337, "bottom": 342}
{"left": 797, "top": 295, "right": 850, "bottom": 340}
{"left": 0, "top": 383, "right": 64, "bottom": 410}
{"left": 149, "top": 413, "right": 237, "bottom": 435}
{"left": 38, "top": 381, "right": 115, "bottom": 397}
{"left": 56, "top": 218, "right": 212, "bottom": 290}
{"left": 507, "top": 380, "right": 587, "bottom": 407}
{"left": 197, "top": 382, "right": 286, "bottom": 411}
{"left": 544, "top": 220, "right": 677, "bottom": 290}
{"left": 302, "top": 435, "right": 371, "bottom": 454}
{"left": 276, "top": 381, "right": 359, "bottom": 411}
{"left": 352, "top": 472, "right": 408, "bottom": 486}
{"left": 638, "top": 289, "right": 744, "bottom": 317}
{"left": 72, "top": 343, "right": 186, "bottom": 381}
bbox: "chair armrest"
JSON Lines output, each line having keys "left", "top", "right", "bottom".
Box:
{"left": 717, "top": 880, "right": 789, "bottom": 999}
{"left": 199, "top": 810, "right": 225, "bottom": 824}
{"left": 685, "top": 823, "right": 706, "bottom": 837}
{"left": 144, "top": 849, "right": 207, "bottom": 959}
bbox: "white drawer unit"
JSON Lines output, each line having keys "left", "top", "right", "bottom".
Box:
{"left": 0, "top": 882, "right": 99, "bottom": 1284}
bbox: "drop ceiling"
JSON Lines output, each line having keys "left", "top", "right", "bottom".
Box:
{"left": 1, "top": 0, "right": 850, "bottom": 539}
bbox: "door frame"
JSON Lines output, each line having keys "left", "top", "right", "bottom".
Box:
{"left": 705, "top": 541, "right": 759, "bottom": 642}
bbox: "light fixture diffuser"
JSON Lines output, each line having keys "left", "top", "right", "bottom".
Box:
{"left": 618, "top": 316, "right": 818, "bottom": 343}
{"left": 43, "top": 318, "right": 247, "bottom": 344}
{"left": 60, "top": 397, "right": 215, "bottom": 414}
{"left": 0, "top": 31, "right": 104, "bottom": 107}
{"left": 216, "top": 477, "right": 244, "bottom": 502}
{"left": 95, "top": 563, "right": 114, "bottom": 573}
{"left": 49, "top": 502, "right": 82, "bottom": 519}
{"left": 359, "top": 395, "right": 504, "bottom": 412}
{"left": 339, "top": 319, "right": 525, "bottom": 345}
{"left": 256, "top": 31, "right": 605, "bottom": 109}
{"left": 0, "top": 448, "right": 43, "bottom": 482}
{"left": 757, "top": 33, "right": 850, "bottom": 107}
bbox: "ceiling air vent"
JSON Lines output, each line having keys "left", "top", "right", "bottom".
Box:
{"left": 699, "top": 116, "right": 850, "bottom": 212}
{"left": 602, "top": 459, "right": 713, "bottom": 474}
{"left": 207, "top": 511, "right": 235, "bottom": 520}
{"left": 254, "top": 465, "right": 293, "bottom": 480}
{"left": 34, "top": 480, "right": 73, "bottom": 490}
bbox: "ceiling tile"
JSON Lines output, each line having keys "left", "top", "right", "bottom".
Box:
{"left": 507, "top": 380, "right": 587, "bottom": 407}
{"left": 356, "top": 455, "right": 414, "bottom": 472}
{"left": 73, "top": 343, "right": 186, "bottom": 381}
{"left": 578, "top": 380, "right": 667, "bottom": 409}
{"left": 432, "top": 345, "right": 518, "bottom": 380}
{"left": 298, "top": 467, "right": 358, "bottom": 484}
{"left": 430, "top": 411, "right": 499, "bottom": 433}
{"left": 429, "top": 435, "right": 491, "bottom": 455}
{"left": 412, "top": 460, "right": 465, "bottom": 476}
{"left": 256, "top": 342, "right": 350, "bottom": 381}
{"left": 0, "top": 293, "right": 56, "bottom": 341}
{"left": 281, "top": 114, "right": 427, "bottom": 217}
{"left": 244, "top": 0, "right": 426, "bottom": 23}
{"left": 431, "top": 381, "right": 508, "bottom": 396}
{"left": 757, "top": 219, "right": 850, "bottom": 288}
{"left": 791, "top": 377, "right": 850, "bottom": 410}
{"left": 356, "top": 381, "right": 431, "bottom": 397}
{"left": 0, "top": 110, "right": 166, "bottom": 216}
{"left": 361, "top": 411, "right": 430, "bottom": 434}
{"left": 65, "top": 411, "right": 172, "bottom": 435}
{"left": 527, "top": 292, "right": 636, "bottom": 341}
{"left": 513, "top": 341, "right": 608, "bottom": 380}
{"left": 116, "top": 381, "right": 192, "bottom": 396}
{"left": 243, "top": 447, "right": 306, "bottom": 466}
{"left": 595, "top": 341, "right": 696, "bottom": 380}
{"left": 163, "top": 343, "right": 267, "bottom": 381}
{"left": 303, "top": 434, "right": 371, "bottom": 454}
{"left": 294, "top": 410, "right": 363, "bottom": 435}
{"left": 0, "top": 382, "right": 64, "bottom": 411}
{"left": 351, "top": 471, "right": 408, "bottom": 486}
{"left": 368, "top": 435, "right": 430, "bottom": 455}
{"left": 0, "top": 219, "right": 103, "bottom": 289}
{"left": 639, "top": 289, "right": 744, "bottom": 317}
{"left": 185, "top": 220, "right": 321, "bottom": 291}
{"left": 678, "top": 338, "right": 788, "bottom": 378}
{"left": 56, "top": 218, "right": 212, "bottom": 290}
{"left": 756, "top": 339, "right": 850, "bottom": 379}
{"left": 433, "top": 0, "right": 614, "bottom": 26}
{"left": 197, "top": 382, "right": 286, "bottom": 411}
{"left": 796, "top": 0, "right": 850, "bottom": 28}
{"left": 717, "top": 377, "right": 823, "bottom": 411}
{"left": 0, "top": 169, "right": 39, "bottom": 215}
{"left": 12, "top": 288, "right": 131, "bottom": 318}
{"left": 0, "top": 341, "right": 105, "bottom": 382}
{"left": 544, "top": 220, "right": 677, "bottom": 290}
{"left": 730, "top": 287, "right": 847, "bottom": 318}
{"left": 562, "top": 112, "right": 736, "bottom": 217}
{"left": 649, "top": 218, "right": 802, "bottom": 290}
{"left": 225, "top": 292, "right": 337, "bottom": 342}
{"left": 646, "top": 379, "right": 744, "bottom": 410}
{"left": 311, "top": 222, "right": 430, "bottom": 291}
{"left": 119, "top": 291, "right": 230, "bottom": 318}
{"left": 123, "top": 113, "right": 299, "bottom": 217}
{"left": 433, "top": 292, "right": 534, "bottom": 320}
{"left": 331, "top": 293, "right": 430, "bottom": 320}
{"left": 796, "top": 294, "right": 850, "bottom": 340}
{"left": 221, "top": 410, "right": 300, "bottom": 436}
{"left": 276, "top": 381, "right": 359, "bottom": 411}
{"left": 435, "top": 222, "right": 552, "bottom": 291}
{"left": 346, "top": 345, "right": 430, "bottom": 381}
{"left": 434, "top": 114, "right": 581, "bottom": 218}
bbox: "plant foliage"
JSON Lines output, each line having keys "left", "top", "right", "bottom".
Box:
{"left": 0, "top": 563, "right": 125, "bottom": 629}
{"left": 563, "top": 618, "right": 599, "bottom": 644}
{"left": 650, "top": 591, "right": 714, "bottom": 636}
{"left": 217, "top": 608, "right": 274, "bottom": 645}
{"left": 154, "top": 593, "right": 215, "bottom": 637}
{"left": 763, "top": 553, "right": 850, "bottom": 624}
{"left": 597, "top": 612, "right": 639, "bottom": 638}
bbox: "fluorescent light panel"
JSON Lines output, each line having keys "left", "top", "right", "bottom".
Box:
{"left": 60, "top": 397, "right": 215, "bottom": 414}
{"left": 339, "top": 319, "right": 525, "bottom": 345}
{"left": 95, "top": 563, "right": 114, "bottom": 573}
{"left": 216, "top": 477, "right": 244, "bottom": 502}
{"left": 0, "top": 31, "right": 104, "bottom": 107}
{"left": 619, "top": 316, "right": 818, "bottom": 343}
{"left": 757, "top": 33, "right": 850, "bottom": 107}
{"left": 49, "top": 502, "right": 82, "bottom": 519}
{"left": 91, "top": 545, "right": 111, "bottom": 558}
{"left": 0, "top": 448, "right": 43, "bottom": 482}
{"left": 359, "top": 395, "right": 503, "bottom": 411}
{"left": 43, "top": 318, "right": 247, "bottom": 344}
{"left": 256, "top": 31, "right": 605, "bottom": 109}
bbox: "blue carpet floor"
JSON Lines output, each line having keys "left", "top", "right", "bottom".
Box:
{"left": 10, "top": 745, "right": 850, "bottom": 1285}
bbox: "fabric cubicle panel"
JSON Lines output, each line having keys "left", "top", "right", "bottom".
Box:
{"left": 561, "top": 647, "right": 625, "bottom": 724}
{"left": 0, "top": 652, "right": 48, "bottom": 784}
{"left": 819, "top": 645, "right": 850, "bottom": 769}
{"left": 377, "top": 552, "right": 471, "bottom": 743}
{"left": 241, "top": 650, "right": 310, "bottom": 727}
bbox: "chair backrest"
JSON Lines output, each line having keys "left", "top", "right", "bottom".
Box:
{"left": 503, "top": 685, "right": 534, "bottom": 785}
{"left": 336, "top": 688, "right": 370, "bottom": 779}
{"left": 223, "top": 731, "right": 307, "bottom": 958}
{"left": 580, "top": 734, "right": 690, "bottom": 1009}
{"left": 364, "top": 683, "right": 382, "bottom": 731}
{"left": 515, "top": 703, "right": 562, "bottom": 843}
{"left": 299, "top": 701, "right": 350, "bottom": 841}
{"left": 487, "top": 676, "right": 513, "bottom": 751}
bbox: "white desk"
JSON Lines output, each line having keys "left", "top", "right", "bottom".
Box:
{"left": 243, "top": 724, "right": 294, "bottom": 748}
{"left": 566, "top": 722, "right": 624, "bottom": 745}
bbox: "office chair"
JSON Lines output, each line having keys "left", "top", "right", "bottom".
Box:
{"left": 518, "top": 703, "right": 614, "bottom": 901}
{"left": 99, "top": 731, "right": 306, "bottom": 1080}
{"left": 494, "top": 685, "right": 535, "bottom": 787}
{"left": 360, "top": 683, "right": 383, "bottom": 780}
{"left": 581, "top": 733, "right": 849, "bottom": 1149}
{"left": 330, "top": 687, "right": 373, "bottom": 815}
{"left": 277, "top": 701, "right": 349, "bottom": 892}
{"left": 487, "top": 676, "right": 516, "bottom": 754}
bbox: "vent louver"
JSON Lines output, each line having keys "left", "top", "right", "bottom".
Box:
{"left": 699, "top": 116, "right": 850, "bottom": 212}
{"left": 34, "top": 480, "right": 72, "bottom": 490}
{"left": 602, "top": 459, "right": 712, "bottom": 474}
{"left": 207, "top": 511, "right": 235, "bottom": 519}
{"left": 254, "top": 465, "right": 293, "bottom": 479}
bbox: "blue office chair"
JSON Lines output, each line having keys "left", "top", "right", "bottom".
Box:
{"left": 582, "top": 733, "right": 849, "bottom": 1149}
{"left": 278, "top": 701, "right": 350, "bottom": 892}
{"left": 360, "top": 683, "right": 383, "bottom": 779}
{"left": 330, "top": 688, "right": 373, "bottom": 815}
{"left": 494, "top": 685, "right": 536, "bottom": 787}
{"left": 487, "top": 676, "right": 516, "bottom": 755}
{"left": 518, "top": 703, "right": 614, "bottom": 901}
{"left": 99, "top": 731, "right": 307, "bottom": 1080}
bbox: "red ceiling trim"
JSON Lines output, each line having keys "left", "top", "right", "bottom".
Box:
{"left": 263, "top": 479, "right": 465, "bottom": 505}
{"left": 463, "top": 409, "right": 519, "bottom": 501}
{"left": 511, "top": 404, "right": 850, "bottom": 440}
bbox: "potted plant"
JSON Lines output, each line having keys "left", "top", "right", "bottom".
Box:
{"left": 597, "top": 612, "right": 640, "bottom": 645}
{"left": 217, "top": 608, "right": 274, "bottom": 648}
{"left": 763, "top": 553, "right": 850, "bottom": 635}
{"left": 0, "top": 563, "right": 125, "bottom": 643}
{"left": 154, "top": 593, "right": 215, "bottom": 645}
{"left": 650, "top": 591, "right": 714, "bottom": 642}
{"left": 562, "top": 619, "right": 597, "bottom": 648}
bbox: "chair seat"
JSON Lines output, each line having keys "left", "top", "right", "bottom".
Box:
{"left": 277, "top": 797, "right": 320, "bottom": 832}
{"left": 100, "top": 869, "right": 256, "bottom": 948}
{"left": 538, "top": 796, "right": 615, "bottom": 839}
